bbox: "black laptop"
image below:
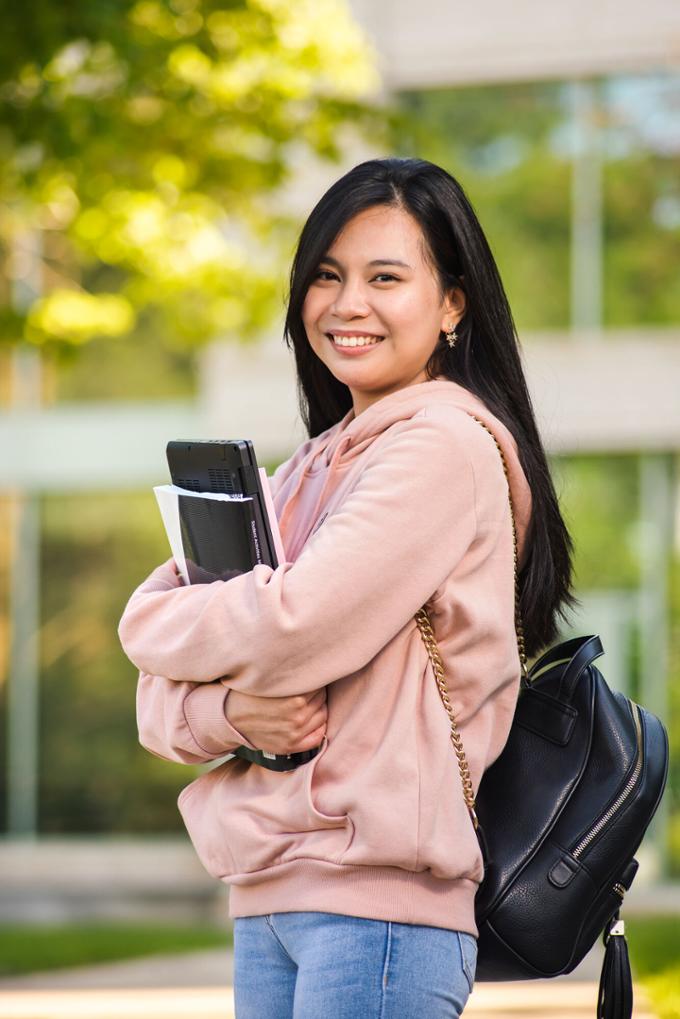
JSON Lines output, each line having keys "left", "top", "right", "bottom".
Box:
{"left": 166, "top": 439, "right": 279, "bottom": 567}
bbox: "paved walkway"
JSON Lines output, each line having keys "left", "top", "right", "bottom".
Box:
{"left": 0, "top": 942, "right": 658, "bottom": 1019}
{"left": 0, "top": 983, "right": 660, "bottom": 1019}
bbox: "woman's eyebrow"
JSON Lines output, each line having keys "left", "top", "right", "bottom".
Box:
{"left": 320, "top": 256, "right": 412, "bottom": 269}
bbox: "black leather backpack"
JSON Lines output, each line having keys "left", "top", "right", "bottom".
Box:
{"left": 474, "top": 634, "right": 669, "bottom": 1015}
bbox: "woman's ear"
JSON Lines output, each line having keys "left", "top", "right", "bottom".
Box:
{"left": 441, "top": 285, "right": 466, "bottom": 330}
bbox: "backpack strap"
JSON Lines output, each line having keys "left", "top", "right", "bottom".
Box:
{"left": 414, "top": 411, "right": 529, "bottom": 839}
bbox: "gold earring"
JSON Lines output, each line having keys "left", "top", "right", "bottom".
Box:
{"left": 445, "top": 323, "right": 458, "bottom": 348}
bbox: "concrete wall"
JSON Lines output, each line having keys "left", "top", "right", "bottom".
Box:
{"left": 0, "top": 837, "right": 230, "bottom": 927}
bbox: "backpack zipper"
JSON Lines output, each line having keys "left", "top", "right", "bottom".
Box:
{"left": 572, "top": 700, "right": 643, "bottom": 860}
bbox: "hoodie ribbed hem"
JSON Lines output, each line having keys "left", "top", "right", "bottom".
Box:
{"left": 227, "top": 860, "right": 479, "bottom": 937}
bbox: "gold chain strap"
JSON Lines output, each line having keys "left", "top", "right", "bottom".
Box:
{"left": 413, "top": 414, "right": 529, "bottom": 830}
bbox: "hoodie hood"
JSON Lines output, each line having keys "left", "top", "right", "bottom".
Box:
{"left": 299, "top": 375, "right": 532, "bottom": 566}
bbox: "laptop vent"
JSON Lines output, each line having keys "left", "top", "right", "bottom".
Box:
{"left": 208, "top": 468, "right": 235, "bottom": 493}
{"left": 176, "top": 478, "right": 201, "bottom": 493}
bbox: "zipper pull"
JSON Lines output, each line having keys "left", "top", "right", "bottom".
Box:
{"left": 597, "top": 911, "right": 633, "bottom": 1019}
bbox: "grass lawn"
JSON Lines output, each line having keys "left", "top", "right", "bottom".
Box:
{"left": 0, "top": 923, "right": 231, "bottom": 978}
{"left": 627, "top": 916, "right": 680, "bottom": 1019}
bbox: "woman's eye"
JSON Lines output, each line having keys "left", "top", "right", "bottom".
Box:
{"left": 312, "top": 270, "right": 399, "bottom": 283}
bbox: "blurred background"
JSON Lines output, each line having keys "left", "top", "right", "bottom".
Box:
{"left": 0, "top": 0, "right": 679, "bottom": 1015}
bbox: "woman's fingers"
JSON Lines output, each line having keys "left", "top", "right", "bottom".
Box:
{"left": 226, "top": 686, "right": 328, "bottom": 755}
{"left": 261, "top": 702, "right": 328, "bottom": 755}
{"left": 292, "top": 688, "right": 326, "bottom": 716}
{"left": 290, "top": 722, "right": 327, "bottom": 753}
{"left": 302, "top": 703, "right": 328, "bottom": 736}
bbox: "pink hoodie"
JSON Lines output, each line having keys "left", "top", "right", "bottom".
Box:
{"left": 118, "top": 376, "right": 532, "bottom": 937}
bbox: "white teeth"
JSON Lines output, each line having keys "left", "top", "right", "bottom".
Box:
{"left": 330, "top": 334, "right": 384, "bottom": 347}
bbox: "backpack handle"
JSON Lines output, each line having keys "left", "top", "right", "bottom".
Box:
{"left": 528, "top": 634, "right": 604, "bottom": 702}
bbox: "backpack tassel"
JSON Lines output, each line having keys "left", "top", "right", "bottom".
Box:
{"left": 597, "top": 912, "right": 633, "bottom": 1019}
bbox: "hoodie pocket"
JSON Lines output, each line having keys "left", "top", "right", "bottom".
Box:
{"left": 177, "top": 737, "right": 353, "bottom": 881}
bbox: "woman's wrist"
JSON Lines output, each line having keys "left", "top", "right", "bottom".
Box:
{"left": 223, "top": 689, "right": 255, "bottom": 748}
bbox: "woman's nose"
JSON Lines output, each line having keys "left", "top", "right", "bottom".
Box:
{"left": 330, "top": 281, "right": 371, "bottom": 318}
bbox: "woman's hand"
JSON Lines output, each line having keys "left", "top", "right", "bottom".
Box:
{"left": 226, "top": 687, "right": 328, "bottom": 755}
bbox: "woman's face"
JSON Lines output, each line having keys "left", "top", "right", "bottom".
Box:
{"left": 302, "top": 204, "right": 465, "bottom": 416}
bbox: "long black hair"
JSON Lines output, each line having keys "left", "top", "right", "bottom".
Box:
{"left": 283, "top": 156, "right": 578, "bottom": 658}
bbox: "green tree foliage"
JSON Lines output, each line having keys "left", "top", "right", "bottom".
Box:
{"left": 0, "top": 0, "right": 385, "bottom": 351}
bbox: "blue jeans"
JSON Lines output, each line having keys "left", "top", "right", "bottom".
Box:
{"left": 233, "top": 911, "right": 477, "bottom": 1018}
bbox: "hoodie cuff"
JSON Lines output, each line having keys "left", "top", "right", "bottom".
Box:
{"left": 183, "top": 683, "right": 258, "bottom": 754}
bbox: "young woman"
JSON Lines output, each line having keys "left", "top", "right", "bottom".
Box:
{"left": 119, "top": 157, "right": 576, "bottom": 1018}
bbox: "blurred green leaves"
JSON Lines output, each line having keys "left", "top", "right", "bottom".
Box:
{"left": 0, "top": 0, "right": 384, "bottom": 350}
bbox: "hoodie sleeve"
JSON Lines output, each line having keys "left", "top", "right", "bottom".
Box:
{"left": 136, "top": 672, "right": 259, "bottom": 764}
{"left": 118, "top": 412, "right": 479, "bottom": 696}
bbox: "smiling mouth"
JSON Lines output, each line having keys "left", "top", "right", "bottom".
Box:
{"left": 326, "top": 333, "right": 385, "bottom": 348}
